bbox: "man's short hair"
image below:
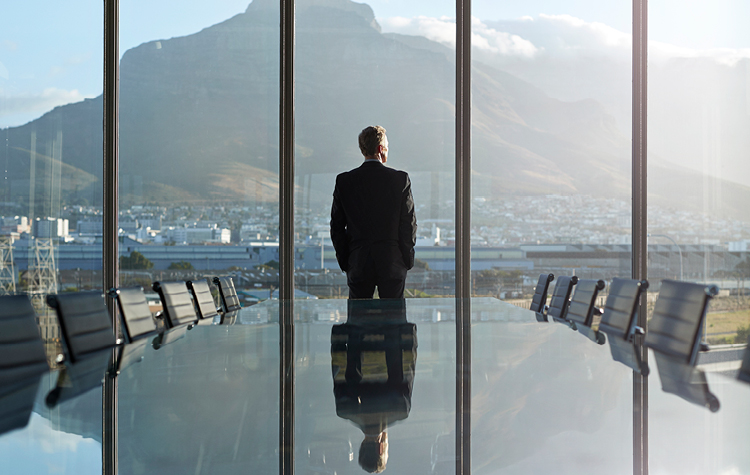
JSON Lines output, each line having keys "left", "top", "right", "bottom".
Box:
{"left": 358, "top": 125, "right": 387, "bottom": 157}
{"left": 358, "top": 439, "right": 387, "bottom": 473}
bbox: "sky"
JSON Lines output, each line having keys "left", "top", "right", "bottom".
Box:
{"left": 1, "top": 0, "right": 749, "bottom": 128}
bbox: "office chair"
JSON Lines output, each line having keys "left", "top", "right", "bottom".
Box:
{"left": 0, "top": 294, "right": 49, "bottom": 386}
{"left": 598, "top": 278, "right": 649, "bottom": 375}
{"left": 107, "top": 287, "right": 160, "bottom": 375}
{"left": 566, "top": 279, "right": 607, "bottom": 344}
{"left": 152, "top": 282, "right": 199, "bottom": 328}
{"left": 645, "top": 280, "right": 718, "bottom": 365}
{"left": 187, "top": 279, "right": 220, "bottom": 321}
{"left": 738, "top": 335, "right": 750, "bottom": 385}
{"left": 645, "top": 280, "right": 720, "bottom": 412}
{"left": 530, "top": 273, "right": 554, "bottom": 322}
{"left": 213, "top": 276, "right": 242, "bottom": 313}
{"left": 46, "top": 291, "right": 117, "bottom": 364}
{"left": 546, "top": 275, "right": 578, "bottom": 324}
{"left": 109, "top": 287, "right": 158, "bottom": 342}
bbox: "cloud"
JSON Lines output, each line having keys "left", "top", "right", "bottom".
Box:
{"left": 379, "top": 15, "right": 456, "bottom": 46}
{"left": 537, "top": 14, "right": 630, "bottom": 49}
{"left": 1, "top": 40, "right": 18, "bottom": 51}
{"left": 649, "top": 40, "right": 750, "bottom": 66}
{"left": 0, "top": 87, "right": 85, "bottom": 121}
{"left": 487, "top": 14, "right": 750, "bottom": 65}
{"left": 378, "top": 15, "right": 539, "bottom": 58}
{"left": 471, "top": 17, "right": 540, "bottom": 57}
{"left": 0, "top": 61, "right": 8, "bottom": 80}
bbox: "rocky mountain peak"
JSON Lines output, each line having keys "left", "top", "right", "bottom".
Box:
{"left": 246, "top": 0, "right": 379, "bottom": 30}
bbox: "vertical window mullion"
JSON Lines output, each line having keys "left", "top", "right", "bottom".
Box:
{"left": 103, "top": 0, "right": 120, "bottom": 474}
{"left": 455, "top": 0, "right": 471, "bottom": 474}
{"left": 632, "top": 0, "right": 648, "bottom": 474}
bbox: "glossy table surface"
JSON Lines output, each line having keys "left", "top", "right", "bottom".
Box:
{"left": 1, "top": 298, "right": 748, "bottom": 475}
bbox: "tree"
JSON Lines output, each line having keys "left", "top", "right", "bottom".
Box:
{"left": 413, "top": 259, "right": 430, "bottom": 271}
{"left": 734, "top": 259, "right": 750, "bottom": 301}
{"left": 120, "top": 251, "right": 154, "bottom": 270}
{"left": 168, "top": 261, "right": 194, "bottom": 270}
{"left": 256, "top": 260, "right": 279, "bottom": 271}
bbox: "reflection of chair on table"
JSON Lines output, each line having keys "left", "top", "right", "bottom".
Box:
{"left": 0, "top": 295, "right": 49, "bottom": 436}
{"left": 566, "top": 279, "right": 607, "bottom": 344}
{"left": 598, "top": 278, "right": 649, "bottom": 376}
{"left": 530, "top": 273, "right": 554, "bottom": 322}
{"left": 45, "top": 292, "right": 118, "bottom": 407}
{"left": 645, "top": 280, "right": 720, "bottom": 412}
{"left": 331, "top": 300, "right": 417, "bottom": 473}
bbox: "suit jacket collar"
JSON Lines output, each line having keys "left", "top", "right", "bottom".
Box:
{"left": 360, "top": 160, "right": 385, "bottom": 168}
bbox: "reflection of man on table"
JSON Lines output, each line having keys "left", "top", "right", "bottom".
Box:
{"left": 330, "top": 125, "right": 417, "bottom": 299}
{"left": 331, "top": 300, "right": 417, "bottom": 473}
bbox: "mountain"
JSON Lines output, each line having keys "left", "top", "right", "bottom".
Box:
{"left": 2, "top": 0, "right": 749, "bottom": 222}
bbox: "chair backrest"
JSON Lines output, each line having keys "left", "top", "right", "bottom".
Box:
{"left": 599, "top": 279, "right": 649, "bottom": 340}
{"left": 187, "top": 280, "right": 220, "bottom": 320}
{"left": 0, "top": 294, "right": 49, "bottom": 387}
{"left": 644, "top": 280, "right": 718, "bottom": 366}
{"left": 46, "top": 291, "right": 117, "bottom": 364}
{"left": 112, "top": 287, "right": 158, "bottom": 342}
{"left": 567, "top": 279, "right": 606, "bottom": 328}
{"left": 529, "top": 273, "right": 554, "bottom": 313}
{"left": 220, "top": 310, "right": 239, "bottom": 325}
{"left": 547, "top": 276, "right": 578, "bottom": 322}
{"left": 152, "top": 282, "right": 198, "bottom": 328}
{"left": 739, "top": 336, "right": 750, "bottom": 385}
{"left": 213, "top": 276, "right": 242, "bottom": 312}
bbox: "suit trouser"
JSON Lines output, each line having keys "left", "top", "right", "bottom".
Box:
{"left": 347, "top": 252, "right": 406, "bottom": 299}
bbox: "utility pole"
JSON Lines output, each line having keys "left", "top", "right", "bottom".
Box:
{"left": 0, "top": 235, "right": 16, "bottom": 294}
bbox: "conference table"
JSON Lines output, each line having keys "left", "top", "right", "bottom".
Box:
{"left": 1, "top": 298, "right": 748, "bottom": 474}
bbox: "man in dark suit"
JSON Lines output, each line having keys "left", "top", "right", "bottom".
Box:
{"left": 330, "top": 126, "right": 418, "bottom": 299}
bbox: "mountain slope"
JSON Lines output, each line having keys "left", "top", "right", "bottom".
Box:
{"left": 2, "top": 0, "right": 749, "bottom": 222}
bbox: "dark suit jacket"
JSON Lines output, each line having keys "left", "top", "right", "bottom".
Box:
{"left": 330, "top": 161, "right": 417, "bottom": 275}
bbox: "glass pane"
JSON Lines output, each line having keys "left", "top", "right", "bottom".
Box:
{"left": 0, "top": 1, "right": 104, "bottom": 472}
{"left": 118, "top": 0, "right": 280, "bottom": 471}
{"left": 648, "top": 1, "right": 750, "bottom": 472}
{"left": 470, "top": 1, "right": 633, "bottom": 472}
{"left": 296, "top": 0, "right": 455, "bottom": 299}
{"left": 119, "top": 0, "right": 279, "bottom": 304}
{"left": 470, "top": 1, "right": 633, "bottom": 302}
